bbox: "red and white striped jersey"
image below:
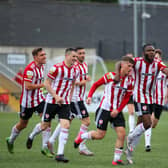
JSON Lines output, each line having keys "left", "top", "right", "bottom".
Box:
{"left": 45, "top": 61, "right": 78, "bottom": 104}
{"left": 71, "top": 61, "right": 88, "bottom": 102}
{"left": 133, "top": 57, "right": 166, "bottom": 104}
{"left": 154, "top": 71, "right": 168, "bottom": 105}
{"left": 88, "top": 72, "right": 134, "bottom": 112}
{"left": 20, "top": 61, "right": 45, "bottom": 108}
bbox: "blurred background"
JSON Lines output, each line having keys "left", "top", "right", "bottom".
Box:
{"left": 1, "top": 0, "right": 168, "bottom": 112}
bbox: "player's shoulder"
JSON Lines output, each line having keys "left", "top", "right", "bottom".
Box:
{"left": 55, "top": 62, "right": 64, "bottom": 67}
{"left": 104, "top": 72, "right": 115, "bottom": 79}
{"left": 24, "top": 61, "right": 34, "bottom": 72}
{"left": 134, "top": 57, "right": 143, "bottom": 61}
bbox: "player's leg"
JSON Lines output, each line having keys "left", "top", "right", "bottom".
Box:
{"left": 72, "top": 101, "right": 93, "bottom": 156}
{"left": 26, "top": 103, "right": 55, "bottom": 156}
{"left": 74, "top": 108, "right": 108, "bottom": 148}
{"left": 128, "top": 103, "right": 135, "bottom": 133}
{"left": 126, "top": 103, "right": 152, "bottom": 164}
{"left": 112, "top": 127, "right": 125, "bottom": 165}
{"left": 152, "top": 104, "right": 162, "bottom": 128}
{"left": 47, "top": 122, "right": 61, "bottom": 154}
{"left": 127, "top": 96, "right": 135, "bottom": 133}
{"left": 6, "top": 106, "right": 33, "bottom": 153}
{"left": 112, "top": 112, "right": 126, "bottom": 165}
{"left": 55, "top": 105, "right": 71, "bottom": 163}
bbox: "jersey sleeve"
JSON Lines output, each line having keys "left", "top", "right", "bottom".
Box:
{"left": 24, "top": 68, "right": 34, "bottom": 82}
{"left": 47, "top": 65, "right": 58, "bottom": 80}
{"left": 158, "top": 61, "right": 167, "bottom": 71}
{"left": 87, "top": 76, "right": 106, "bottom": 98}
{"left": 103, "top": 72, "right": 115, "bottom": 83}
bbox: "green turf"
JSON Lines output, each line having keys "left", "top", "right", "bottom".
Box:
{"left": 0, "top": 111, "right": 168, "bottom": 168}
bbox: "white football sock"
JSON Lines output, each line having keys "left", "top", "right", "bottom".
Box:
{"left": 145, "top": 127, "right": 152, "bottom": 147}
{"left": 42, "top": 127, "right": 51, "bottom": 149}
{"left": 113, "top": 148, "right": 123, "bottom": 162}
{"left": 128, "top": 123, "right": 145, "bottom": 148}
{"left": 129, "top": 114, "right": 135, "bottom": 133}
{"left": 9, "top": 125, "right": 20, "bottom": 144}
{"left": 81, "top": 132, "right": 92, "bottom": 140}
{"left": 49, "top": 123, "right": 61, "bottom": 144}
{"left": 57, "top": 128, "right": 69, "bottom": 155}
{"left": 79, "top": 124, "right": 88, "bottom": 150}
{"left": 29, "top": 123, "right": 42, "bottom": 140}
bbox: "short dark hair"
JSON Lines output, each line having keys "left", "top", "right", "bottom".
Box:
{"left": 142, "top": 43, "right": 154, "bottom": 52}
{"left": 65, "top": 48, "right": 76, "bottom": 55}
{"left": 122, "top": 56, "right": 135, "bottom": 65}
{"left": 75, "top": 47, "right": 85, "bottom": 52}
{"left": 32, "top": 48, "right": 43, "bottom": 56}
{"left": 155, "top": 49, "right": 162, "bottom": 55}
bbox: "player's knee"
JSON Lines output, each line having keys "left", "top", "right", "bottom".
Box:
{"left": 41, "top": 124, "right": 48, "bottom": 131}
{"left": 144, "top": 123, "right": 151, "bottom": 130}
{"left": 82, "top": 117, "right": 90, "bottom": 126}
{"left": 152, "top": 122, "right": 157, "bottom": 128}
{"left": 96, "top": 132, "right": 105, "bottom": 139}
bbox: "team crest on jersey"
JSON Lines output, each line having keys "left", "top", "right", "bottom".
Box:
{"left": 45, "top": 114, "right": 50, "bottom": 119}
{"left": 26, "top": 71, "right": 33, "bottom": 79}
{"left": 106, "top": 73, "right": 113, "bottom": 80}
{"left": 49, "top": 66, "right": 56, "bottom": 74}
{"left": 82, "top": 110, "right": 86, "bottom": 115}
{"left": 99, "top": 119, "right": 103, "bottom": 125}
{"left": 142, "top": 105, "right": 147, "bottom": 111}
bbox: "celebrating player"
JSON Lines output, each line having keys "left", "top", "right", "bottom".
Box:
{"left": 6, "top": 48, "right": 50, "bottom": 155}
{"left": 74, "top": 56, "right": 135, "bottom": 165}
{"left": 26, "top": 48, "right": 78, "bottom": 163}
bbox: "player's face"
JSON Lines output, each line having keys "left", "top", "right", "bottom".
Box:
{"left": 144, "top": 46, "right": 155, "bottom": 63}
{"left": 35, "top": 50, "right": 47, "bottom": 64}
{"left": 69, "top": 51, "right": 77, "bottom": 65}
{"left": 77, "top": 49, "right": 85, "bottom": 63}
{"left": 155, "top": 53, "right": 161, "bottom": 61}
{"left": 122, "top": 61, "right": 133, "bottom": 76}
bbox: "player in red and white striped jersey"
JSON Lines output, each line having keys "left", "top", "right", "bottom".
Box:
{"left": 145, "top": 49, "right": 168, "bottom": 151}
{"left": 6, "top": 48, "right": 50, "bottom": 155}
{"left": 26, "top": 48, "right": 78, "bottom": 162}
{"left": 74, "top": 56, "right": 135, "bottom": 165}
{"left": 20, "top": 60, "right": 45, "bottom": 108}
{"left": 47, "top": 47, "right": 93, "bottom": 156}
{"left": 125, "top": 44, "right": 168, "bottom": 164}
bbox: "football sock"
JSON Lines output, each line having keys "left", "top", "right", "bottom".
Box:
{"left": 79, "top": 124, "right": 88, "bottom": 149}
{"left": 57, "top": 128, "right": 69, "bottom": 155}
{"left": 129, "top": 114, "right": 135, "bottom": 133}
{"left": 81, "top": 132, "right": 92, "bottom": 140}
{"left": 113, "top": 148, "right": 123, "bottom": 162}
{"left": 42, "top": 127, "right": 51, "bottom": 149}
{"left": 9, "top": 125, "right": 20, "bottom": 143}
{"left": 29, "top": 123, "right": 42, "bottom": 139}
{"left": 145, "top": 127, "right": 152, "bottom": 147}
{"left": 49, "top": 123, "right": 61, "bottom": 144}
{"left": 128, "top": 123, "right": 145, "bottom": 148}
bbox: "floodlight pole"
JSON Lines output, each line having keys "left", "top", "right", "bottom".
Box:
{"left": 142, "top": 0, "right": 146, "bottom": 46}
{"left": 133, "top": 0, "right": 138, "bottom": 57}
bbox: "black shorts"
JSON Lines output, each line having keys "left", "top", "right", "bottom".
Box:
{"left": 70, "top": 101, "right": 89, "bottom": 119}
{"left": 127, "top": 95, "right": 134, "bottom": 104}
{"left": 42, "top": 103, "right": 71, "bottom": 122}
{"left": 20, "top": 101, "right": 45, "bottom": 120}
{"left": 153, "top": 103, "right": 163, "bottom": 120}
{"left": 95, "top": 108, "right": 125, "bottom": 131}
{"left": 134, "top": 102, "right": 153, "bottom": 116}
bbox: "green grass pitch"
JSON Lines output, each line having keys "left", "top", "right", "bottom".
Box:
{"left": 0, "top": 111, "right": 168, "bottom": 168}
